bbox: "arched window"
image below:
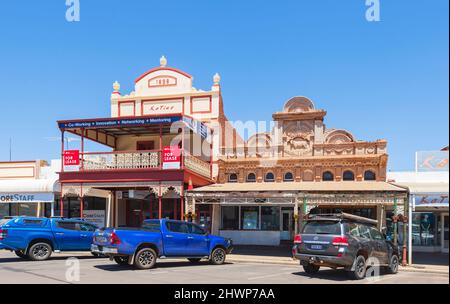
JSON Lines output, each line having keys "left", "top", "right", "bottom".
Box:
{"left": 246, "top": 173, "right": 256, "bottom": 183}
{"left": 284, "top": 172, "right": 294, "bottom": 182}
{"left": 265, "top": 172, "right": 275, "bottom": 182}
{"left": 322, "top": 171, "right": 334, "bottom": 181}
{"left": 343, "top": 170, "right": 355, "bottom": 181}
{"left": 228, "top": 173, "right": 238, "bottom": 183}
{"left": 364, "top": 170, "right": 376, "bottom": 181}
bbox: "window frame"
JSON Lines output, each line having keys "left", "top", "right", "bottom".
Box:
{"left": 322, "top": 171, "right": 334, "bottom": 181}
{"left": 264, "top": 172, "right": 275, "bottom": 182}
{"left": 246, "top": 172, "right": 257, "bottom": 183}
{"left": 228, "top": 173, "right": 238, "bottom": 183}
{"left": 283, "top": 172, "right": 294, "bottom": 182}
{"left": 343, "top": 170, "right": 355, "bottom": 181}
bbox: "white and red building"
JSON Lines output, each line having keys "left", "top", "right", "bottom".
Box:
{"left": 57, "top": 56, "right": 240, "bottom": 228}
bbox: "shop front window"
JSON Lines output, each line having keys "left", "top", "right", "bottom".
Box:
{"left": 221, "top": 206, "right": 239, "bottom": 230}
{"left": 241, "top": 206, "right": 259, "bottom": 230}
{"left": 261, "top": 206, "right": 280, "bottom": 230}
{"left": 0, "top": 204, "right": 9, "bottom": 218}
{"left": 10, "top": 204, "right": 38, "bottom": 217}
{"left": 412, "top": 213, "right": 437, "bottom": 246}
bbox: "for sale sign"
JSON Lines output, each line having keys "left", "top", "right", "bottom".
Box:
{"left": 162, "top": 146, "right": 181, "bottom": 170}
{"left": 63, "top": 150, "right": 80, "bottom": 166}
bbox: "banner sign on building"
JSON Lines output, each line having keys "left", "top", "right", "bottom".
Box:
{"left": 0, "top": 192, "right": 54, "bottom": 203}
{"left": 416, "top": 151, "right": 449, "bottom": 172}
{"left": 82, "top": 210, "right": 106, "bottom": 227}
{"left": 63, "top": 150, "right": 80, "bottom": 166}
{"left": 414, "top": 195, "right": 449, "bottom": 208}
{"left": 162, "top": 146, "right": 181, "bottom": 170}
{"left": 58, "top": 116, "right": 181, "bottom": 129}
{"left": 183, "top": 117, "right": 209, "bottom": 139}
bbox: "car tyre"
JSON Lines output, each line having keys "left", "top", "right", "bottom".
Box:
{"left": 114, "top": 256, "right": 130, "bottom": 265}
{"left": 134, "top": 248, "right": 157, "bottom": 270}
{"left": 348, "top": 255, "right": 367, "bottom": 280}
{"left": 188, "top": 258, "right": 202, "bottom": 263}
{"left": 303, "top": 264, "right": 320, "bottom": 274}
{"left": 15, "top": 250, "right": 28, "bottom": 259}
{"left": 210, "top": 247, "right": 226, "bottom": 265}
{"left": 27, "top": 242, "right": 52, "bottom": 261}
{"left": 386, "top": 254, "right": 399, "bottom": 274}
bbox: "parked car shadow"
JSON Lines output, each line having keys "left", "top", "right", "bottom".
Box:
{"left": 292, "top": 269, "right": 353, "bottom": 282}
{"left": 94, "top": 260, "right": 233, "bottom": 272}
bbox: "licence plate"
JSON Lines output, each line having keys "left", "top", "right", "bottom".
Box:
{"left": 96, "top": 236, "right": 107, "bottom": 243}
{"left": 311, "top": 244, "right": 323, "bottom": 250}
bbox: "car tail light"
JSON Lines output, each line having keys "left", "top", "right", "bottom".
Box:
{"left": 110, "top": 232, "right": 121, "bottom": 245}
{"left": 294, "top": 234, "right": 302, "bottom": 244}
{"left": 332, "top": 236, "right": 349, "bottom": 246}
{"left": 0, "top": 229, "right": 7, "bottom": 240}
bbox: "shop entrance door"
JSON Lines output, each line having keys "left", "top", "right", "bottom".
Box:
{"left": 126, "top": 200, "right": 143, "bottom": 227}
{"left": 281, "top": 210, "right": 294, "bottom": 241}
{"left": 442, "top": 213, "right": 449, "bottom": 253}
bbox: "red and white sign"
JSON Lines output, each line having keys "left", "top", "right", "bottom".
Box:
{"left": 63, "top": 150, "right": 80, "bottom": 166}
{"left": 162, "top": 146, "right": 181, "bottom": 170}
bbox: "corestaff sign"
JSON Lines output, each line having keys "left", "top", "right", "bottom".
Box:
{"left": 0, "top": 193, "right": 54, "bottom": 203}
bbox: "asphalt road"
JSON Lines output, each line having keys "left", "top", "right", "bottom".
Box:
{"left": 0, "top": 251, "right": 447, "bottom": 284}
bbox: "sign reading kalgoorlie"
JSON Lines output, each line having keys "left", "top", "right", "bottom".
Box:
{"left": 162, "top": 146, "right": 181, "bottom": 169}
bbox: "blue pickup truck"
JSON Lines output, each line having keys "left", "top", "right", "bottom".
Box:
{"left": 0, "top": 217, "right": 99, "bottom": 261}
{"left": 91, "top": 219, "right": 233, "bottom": 269}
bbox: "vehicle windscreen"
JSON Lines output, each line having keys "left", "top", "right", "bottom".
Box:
{"left": 303, "top": 221, "right": 342, "bottom": 235}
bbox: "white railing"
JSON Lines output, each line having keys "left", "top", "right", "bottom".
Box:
{"left": 184, "top": 154, "right": 211, "bottom": 178}
{"left": 82, "top": 151, "right": 160, "bottom": 170}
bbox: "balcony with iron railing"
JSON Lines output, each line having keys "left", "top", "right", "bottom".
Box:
{"left": 79, "top": 149, "right": 211, "bottom": 179}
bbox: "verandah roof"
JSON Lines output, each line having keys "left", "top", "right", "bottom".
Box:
{"left": 187, "top": 181, "right": 407, "bottom": 193}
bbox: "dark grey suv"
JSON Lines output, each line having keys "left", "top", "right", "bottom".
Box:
{"left": 292, "top": 213, "right": 400, "bottom": 280}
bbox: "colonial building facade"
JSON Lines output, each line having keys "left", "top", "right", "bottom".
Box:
{"left": 57, "top": 57, "right": 239, "bottom": 228}
{"left": 186, "top": 97, "right": 407, "bottom": 245}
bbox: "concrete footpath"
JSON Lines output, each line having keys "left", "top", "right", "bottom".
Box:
{"left": 227, "top": 245, "right": 449, "bottom": 275}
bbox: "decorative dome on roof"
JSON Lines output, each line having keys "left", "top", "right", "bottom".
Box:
{"left": 283, "top": 96, "right": 315, "bottom": 113}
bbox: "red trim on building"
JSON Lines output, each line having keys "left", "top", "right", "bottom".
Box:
{"left": 135, "top": 67, "right": 193, "bottom": 83}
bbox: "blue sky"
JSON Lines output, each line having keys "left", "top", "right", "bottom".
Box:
{"left": 0, "top": 0, "right": 448, "bottom": 171}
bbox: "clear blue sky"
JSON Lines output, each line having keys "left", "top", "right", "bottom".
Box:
{"left": 0, "top": 0, "right": 448, "bottom": 171}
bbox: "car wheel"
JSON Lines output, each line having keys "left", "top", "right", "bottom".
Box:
{"left": 188, "top": 258, "right": 202, "bottom": 263}
{"left": 386, "top": 255, "right": 399, "bottom": 274}
{"left": 348, "top": 255, "right": 367, "bottom": 280}
{"left": 134, "top": 248, "right": 157, "bottom": 270}
{"left": 303, "top": 264, "right": 320, "bottom": 274}
{"left": 27, "top": 242, "right": 52, "bottom": 261}
{"left": 210, "top": 247, "right": 226, "bottom": 265}
{"left": 114, "top": 256, "right": 130, "bottom": 265}
{"left": 15, "top": 250, "right": 28, "bottom": 259}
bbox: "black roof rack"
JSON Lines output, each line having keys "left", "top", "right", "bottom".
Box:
{"left": 307, "top": 212, "right": 378, "bottom": 226}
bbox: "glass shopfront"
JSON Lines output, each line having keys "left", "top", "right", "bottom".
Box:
{"left": 221, "top": 205, "right": 285, "bottom": 231}
{"left": 51, "top": 195, "right": 106, "bottom": 221}
{"left": 412, "top": 212, "right": 438, "bottom": 247}
{"left": 0, "top": 203, "right": 48, "bottom": 218}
